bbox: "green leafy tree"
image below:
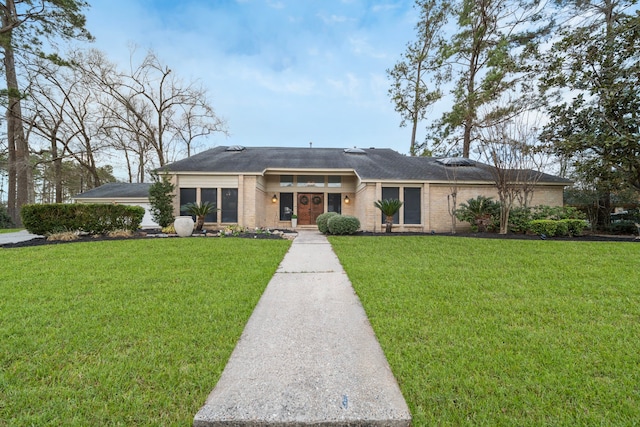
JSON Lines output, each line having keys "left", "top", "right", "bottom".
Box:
{"left": 374, "top": 199, "right": 403, "bottom": 233}
{"left": 181, "top": 201, "right": 217, "bottom": 231}
{"left": 387, "top": 0, "right": 451, "bottom": 156}
{"left": 148, "top": 172, "right": 175, "bottom": 228}
{"left": 539, "top": 0, "right": 639, "bottom": 228}
{"left": 0, "top": 0, "right": 92, "bottom": 226}
{"left": 430, "top": 0, "right": 550, "bottom": 158}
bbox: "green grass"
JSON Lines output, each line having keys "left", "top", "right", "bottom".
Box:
{"left": 0, "top": 238, "right": 290, "bottom": 426}
{"left": 329, "top": 236, "right": 640, "bottom": 426}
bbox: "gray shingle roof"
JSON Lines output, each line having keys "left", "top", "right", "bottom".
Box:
{"left": 75, "top": 183, "right": 152, "bottom": 199}
{"left": 162, "top": 146, "right": 571, "bottom": 184}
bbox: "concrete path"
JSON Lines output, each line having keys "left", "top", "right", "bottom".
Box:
{"left": 0, "top": 230, "right": 43, "bottom": 246}
{"left": 194, "top": 230, "right": 411, "bottom": 426}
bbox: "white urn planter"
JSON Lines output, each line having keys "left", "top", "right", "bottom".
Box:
{"left": 174, "top": 216, "right": 194, "bottom": 237}
{"left": 291, "top": 217, "right": 298, "bottom": 228}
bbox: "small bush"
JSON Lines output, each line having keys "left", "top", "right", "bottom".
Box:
{"left": 316, "top": 212, "right": 339, "bottom": 234}
{"left": 529, "top": 220, "right": 559, "bottom": 237}
{"left": 327, "top": 215, "right": 360, "bottom": 235}
{"left": 561, "top": 219, "right": 588, "bottom": 236}
{"left": 508, "top": 206, "right": 532, "bottom": 234}
{"left": 0, "top": 204, "right": 13, "bottom": 229}
{"left": 608, "top": 220, "right": 638, "bottom": 235}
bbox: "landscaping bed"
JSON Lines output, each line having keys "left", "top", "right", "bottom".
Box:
{"left": 0, "top": 228, "right": 294, "bottom": 249}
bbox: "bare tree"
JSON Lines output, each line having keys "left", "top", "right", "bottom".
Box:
{"left": 0, "top": 0, "right": 92, "bottom": 225}
{"left": 476, "top": 113, "right": 546, "bottom": 233}
{"left": 81, "top": 48, "right": 228, "bottom": 174}
{"left": 24, "top": 55, "right": 110, "bottom": 192}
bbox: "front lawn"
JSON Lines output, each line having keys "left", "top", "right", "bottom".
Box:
{"left": 329, "top": 236, "right": 640, "bottom": 426}
{"left": 0, "top": 238, "right": 290, "bottom": 425}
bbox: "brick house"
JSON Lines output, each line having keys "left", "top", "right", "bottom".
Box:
{"left": 159, "top": 145, "right": 571, "bottom": 233}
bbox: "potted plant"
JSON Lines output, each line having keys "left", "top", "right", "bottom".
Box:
{"left": 291, "top": 214, "right": 298, "bottom": 229}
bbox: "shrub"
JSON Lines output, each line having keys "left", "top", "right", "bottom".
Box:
{"left": 149, "top": 172, "right": 175, "bottom": 227}
{"left": 561, "top": 219, "right": 588, "bottom": 236}
{"left": 0, "top": 204, "right": 13, "bottom": 229}
{"left": 327, "top": 215, "right": 360, "bottom": 235}
{"left": 316, "top": 212, "right": 339, "bottom": 234}
{"left": 455, "top": 196, "right": 500, "bottom": 232}
{"left": 508, "top": 206, "right": 532, "bottom": 234}
{"left": 529, "top": 220, "right": 559, "bottom": 237}
{"left": 608, "top": 220, "right": 637, "bottom": 235}
{"left": 21, "top": 204, "right": 144, "bottom": 236}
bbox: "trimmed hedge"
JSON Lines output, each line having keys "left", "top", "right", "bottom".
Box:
{"left": 316, "top": 212, "right": 339, "bottom": 234}
{"left": 327, "top": 215, "right": 360, "bottom": 235}
{"left": 21, "top": 203, "right": 145, "bottom": 235}
{"left": 529, "top": 218, "right": 588, "bottom": 237}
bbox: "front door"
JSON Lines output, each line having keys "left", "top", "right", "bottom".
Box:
{"left": 297, "top": 193, "right": 324, "bottom": 225}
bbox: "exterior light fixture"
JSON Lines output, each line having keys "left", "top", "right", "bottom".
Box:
{"left": 344, "top": 195, "right": 350, "bottom": 204}
{"left": 272, "top": 194, "right": 278, "bottom": 203}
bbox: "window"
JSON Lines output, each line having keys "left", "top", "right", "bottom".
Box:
{"left": 327, "top": 176, "right": 342, "bottom": 188}
{"left": 297, "top": 175, "right": 324, "bottom": 187}
{"left": 280, "top": 175, "right": 293, "bottom": 187}
{"left": 381, "top": 187, "right": 400, "bottom": 224}
{"left": 179, "top": 188, "right": 196, "bottom": 216}
{"left": 221, "top": 188, "right": 238, "bottom": 223}
{"left": 404, "top": 188, "right": 421, "bottom": 224}
{"left": 201, "top": 188, "right": 217, "bottom": 222}
{"left": 279, "top": 193, "right": 294, "bottom": 220}
{"left": 327, "top": 193, "right": 342, "bottom": 214}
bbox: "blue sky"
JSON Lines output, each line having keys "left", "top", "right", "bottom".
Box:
{"left": 84, "top": 0, "right": 421, "bottom": 158}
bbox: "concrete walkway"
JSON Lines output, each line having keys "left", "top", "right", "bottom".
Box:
{"left": 0, "top": 230, "right": 42, "bottom": 246}
{"left": 194, "top": 230, "right": 411, "bottom": 426}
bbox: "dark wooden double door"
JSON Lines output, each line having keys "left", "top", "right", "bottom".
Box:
{"left": 297, "top": 193, "right": 324, "bottom": 226}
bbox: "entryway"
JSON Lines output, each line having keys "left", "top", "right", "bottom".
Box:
{"left": 297, "top": 193, "right": 324, "bottom": 225}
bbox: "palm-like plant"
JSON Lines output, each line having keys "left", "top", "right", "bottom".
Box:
{"left": 181, "top": 201, "right": 218, "bottom": 231}
{"left": 374, "top": 198, "right": 403, "bottom": 233}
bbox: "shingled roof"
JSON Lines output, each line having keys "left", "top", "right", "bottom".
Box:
{"left": 162, "top": 146, "right": 571, "bottom": 184}
{"left": 75, "top": 182, "right": 152, "bottom": 199}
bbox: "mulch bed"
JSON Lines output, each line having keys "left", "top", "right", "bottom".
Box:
{"left": 0, "top": 229, "right": 291, "bottom": 249}
{"left": 2, "top": 229, "right": 637, "bottom": 249}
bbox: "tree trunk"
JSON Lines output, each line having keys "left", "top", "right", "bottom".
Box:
{"left": 2, "top": 24, "right": 32, "bottom": 226}
{"left": 385, "top": 216, "right": 393, "bottom": 233}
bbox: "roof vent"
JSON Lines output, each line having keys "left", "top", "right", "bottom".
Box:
{"left": 344, "top": 148, "right": 366, "bottom": 154}
{"left": 436, "top": 157, "right": 475, "bottom": 167}
{"left": 225, "top": 145, "right": 246, "bottom": 152}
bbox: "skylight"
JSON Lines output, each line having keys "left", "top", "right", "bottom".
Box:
{"left": 344, "top": 148, "right": 366, "bottom": 154}
{"left": 225, "top": 145, "right": 246, "bottom": 152}
{"left": 436, "top": 157, "right": 475, "bottom": 167}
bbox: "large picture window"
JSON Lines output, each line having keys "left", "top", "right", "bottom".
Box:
{"left": 381, "top": 187, "right": 400, "bottom": 224}
{"left": 279, "top": 193, "right": 294, "bottom": 220}
{"left": 179, "top": 188, "right": 196, "bottom": 216}
{"left": 201, "top": 188, "right": 217, "bottom": 222}
{"left": 404, "top": 187, "right": 421, "bottom": 224}
{"left": 221, "top": 188, "right": 238, "bottom": 223}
